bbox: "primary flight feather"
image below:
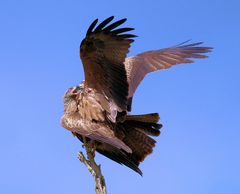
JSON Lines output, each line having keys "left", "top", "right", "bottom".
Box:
{"left": 61, "top": 16, "right": 212, "bottom": 175}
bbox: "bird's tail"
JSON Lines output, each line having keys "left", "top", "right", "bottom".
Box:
{"left": 125, "top": 113, "right": 161, "bottom": 136}
{"left": 75, "top": 113, "right": 162, "bottom": 175}
{"left": 96, "top": 113, "right": 162, "bottom": 175}
{"left": 121, "top": 113, "right": 162, "bottom": 167}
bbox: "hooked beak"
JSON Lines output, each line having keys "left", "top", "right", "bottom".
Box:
{"left": 71, "top": 86, "right": 81, "bottom": 95}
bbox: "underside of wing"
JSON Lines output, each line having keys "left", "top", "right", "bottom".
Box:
{"left": 125, "top": 41, "right": 213, "bottom": 102}
{"left": 80, "top": 16, "right": 137, "bottom": 111}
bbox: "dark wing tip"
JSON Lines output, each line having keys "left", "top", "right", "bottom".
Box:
{"left": 103, "top": 18, "right": 127, "bottom": 32}
{"left": 176, "top": 41, "right": 213, "bottom": 52}
{"left": 85, "top": 16, "right": 137, "bottom": 40}
{"left": 118, "top": 34, "right": 138, "bottom": 38}
{"left": 86, "top": 18, "right": 98, "bottom": 36}
{"left": 111, "top": 27, "right": 135, "bottom": 35}
{"left": 94, "top": 16, "right": 115, "bottom": 33}
{"left": 172, "top": 41, "right": 213, "bottom": 60}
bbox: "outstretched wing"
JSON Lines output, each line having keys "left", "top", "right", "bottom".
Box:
{"left": 80, "top": 16, "right": 137, "bottom": 111}
{"left": 125, "top": 42, "right": 213, "bottom": 101}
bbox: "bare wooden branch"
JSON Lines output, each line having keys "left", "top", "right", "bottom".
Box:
{"left": 78, "top": 139, "right": 107, "bottom": 194}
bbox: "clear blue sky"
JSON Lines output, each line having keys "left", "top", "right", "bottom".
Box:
{"left": 0, "top": 0, "right": 239, "bottom": 194}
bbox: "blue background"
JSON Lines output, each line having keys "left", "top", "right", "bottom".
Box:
{"left": 1, "top": 0, "right": 239, "bottom": 194}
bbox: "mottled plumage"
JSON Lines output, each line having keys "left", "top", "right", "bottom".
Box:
{"left": 61, "top": 16, "right": 212, "bottom": 175}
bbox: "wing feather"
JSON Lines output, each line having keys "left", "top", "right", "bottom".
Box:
{"left": 94, "top": 16, "right": 114, "bottom": 33}
{"left": 80, "top": 16, "right": 136, "bottom": 111}
{"left": 125, "top": 42, "right": 212, "bottom": 100}
{"left": 86, "top": 19, "right": 98, "bottom": 36}
{"left": 103, "top": 18, "right": 127, "bottom": 32}
{"left": 111, "top": 27, "right": 135, "bottom": 34}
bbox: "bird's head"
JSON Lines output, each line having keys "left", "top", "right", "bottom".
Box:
{"left": 63, "top": 86, "right": 80, "bottom": 99}
{"left": 63, "top": 81, "right": 85, "bottom": 100}
{"left": 62, "top": 81, "right": 85, "bottom": 113}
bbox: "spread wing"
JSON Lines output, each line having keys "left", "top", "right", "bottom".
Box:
{"left": 80, "top": 16, "right": 137, "bottom": 111}
{"left": 125, "top": 42, "right": 213, "bottom": 102}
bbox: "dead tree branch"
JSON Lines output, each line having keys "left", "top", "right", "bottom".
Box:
{"left": 78, "top": 139, "right": 107, "bottom": 194}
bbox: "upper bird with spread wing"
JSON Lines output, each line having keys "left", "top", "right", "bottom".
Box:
{"left": 61, "top": 16, "right": 212, "bottom": 175}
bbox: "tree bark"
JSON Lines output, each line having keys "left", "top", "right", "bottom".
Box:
{"left": 78, "top": 139, "right": 107, "bottom": 194}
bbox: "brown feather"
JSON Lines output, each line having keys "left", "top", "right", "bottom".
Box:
{"left": 126, "top": 113, "right": 160, "bottom": 123}
{"left": 62, "top": 17, "right": 213, "bottom": 175}
{"left": 80, "top": 17, "right": 136, "bottom": 111}
{"left": 125, "top": 41, "right": 213, "bottom": 99}
{"left": 73, "top": 113, "right": 162, "bottom": 175}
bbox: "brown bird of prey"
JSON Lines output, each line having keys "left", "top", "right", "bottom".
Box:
{"left": 61, "top": 16, "right": 212, "bottom": 175}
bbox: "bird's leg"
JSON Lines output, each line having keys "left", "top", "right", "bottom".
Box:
{"left": 90, "top": 140, "right": 97, "bottom": 157}
{"left": 82, "top": 137, "right": 96, "bottom": 157}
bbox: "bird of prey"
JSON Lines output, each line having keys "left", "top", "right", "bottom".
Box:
{"left": 61, "top": 16, "right": 212, "bottom": 175}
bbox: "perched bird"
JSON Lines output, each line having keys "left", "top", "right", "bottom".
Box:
{"left": 61, "top": 16, "right": 212, "bottom": 175}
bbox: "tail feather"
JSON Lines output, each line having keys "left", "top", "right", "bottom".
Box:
{"left": 122, "top": 128, "right": 156, "bottom": 164}
{"left": 125, "top": 113, "right": 162, "bottom": 136}
{"left": 120, "top": 113, "right": 162, "bottom": 167}
{"left": 125, "top": 120, "right": 161, "bottom": 136}
{"left": 74, "top": 113, "right": 162, "bottom": 175}
{"left": 126, "top": 113, "right": 160, "bottom": 123}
